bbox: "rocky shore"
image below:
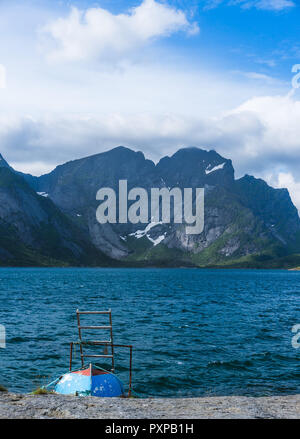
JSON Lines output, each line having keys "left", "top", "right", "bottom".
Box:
{"left": 0, "top": 392, "right": 299, "bottom": 419}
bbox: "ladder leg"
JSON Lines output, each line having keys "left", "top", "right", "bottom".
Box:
{"left": 129, "top": 345, "right": 132, "bottom": 397}
{"left": 109, "top": 310, "right": 115, "bottom": 372}
{"left": 76, "top": 310, "right": 84, "bottom": 368}
{"left": 69, "top": 342, "right": 73, "bottom": 371}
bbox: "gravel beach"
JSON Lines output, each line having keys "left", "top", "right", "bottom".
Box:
{"left": 0, "top": 392, "right": 299, "bottom": 419}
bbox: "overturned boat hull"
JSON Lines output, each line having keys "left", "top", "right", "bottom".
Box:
{"left": 54, "top": 365, "right": 125, "bottom": 397}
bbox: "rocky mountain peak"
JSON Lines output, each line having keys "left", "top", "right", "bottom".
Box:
{"left": 0, "top": 153, "right": 10, "bottom": 168}
{"left": 156, "top": 147, "right": 234, "bottom": 187}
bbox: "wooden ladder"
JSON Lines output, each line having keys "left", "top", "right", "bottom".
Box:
{"left": 76, "top": 309, "right": 115, "bottom": 372}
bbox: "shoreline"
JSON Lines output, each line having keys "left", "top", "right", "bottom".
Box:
{"left": 0, "top": 392, "right": 299, "bottom": 419}
{"left": 0, "top": 265, "right": 298, "bottom": 270}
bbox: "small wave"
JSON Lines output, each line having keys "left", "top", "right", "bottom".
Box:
{"left": 9, "top": 336, "right": 30, "bottom": 343}
{"left": 206, "top": 358, "right": 253, "bottom": 371}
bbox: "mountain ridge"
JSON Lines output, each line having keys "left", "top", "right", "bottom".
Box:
{"left": 0, "top": 146, "right": 299, "bottom": 268}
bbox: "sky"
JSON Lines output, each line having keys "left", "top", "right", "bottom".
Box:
{"left": 0, "top": 0, "right": 300, "bottom": 209}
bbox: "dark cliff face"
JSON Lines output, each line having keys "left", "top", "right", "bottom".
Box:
{"left": 234, "top": 175, "right": 300, "bottom": 248}
{"left": 0, "top": 167, "right": 112, "bottom": 266}
{"left": 1, "top": 146, "right": 300, "bottom": 267}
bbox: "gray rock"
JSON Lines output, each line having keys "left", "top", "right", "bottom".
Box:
{"left": 0, "top": 393, "right": 299, "bottom": 419}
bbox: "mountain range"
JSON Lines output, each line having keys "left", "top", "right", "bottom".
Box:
{"left": 1, "top": 146, "right": 300, "bottom": 268}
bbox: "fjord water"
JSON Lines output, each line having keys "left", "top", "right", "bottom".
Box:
{"left": 0, "top": 268, "right": 299, "bottom": 397}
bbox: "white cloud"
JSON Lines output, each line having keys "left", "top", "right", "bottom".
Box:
{"left": 10, "top": 160, "right": 54, "bottom": 176}
{"left": 243, "top": 72, "right": 279, "bottom": 82}
{"left": 228, "top": 94, "right": 300, "bottom": 159}
{"left": 206, "top": 0, "right": 295, "bottom": 10}
{"left": 251, "top": 0, "right": 295, "bottom": 10}
{"left": 232, "top": 70, "right": 283, "bottom": 84}
{"left": 0, "top": 64, "right": 6, "bottom": 89}
{"left": 42, "top": 0, "right": 199, "bottom": 63}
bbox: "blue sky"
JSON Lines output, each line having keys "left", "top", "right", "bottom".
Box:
{"left": 29, "top": 0, "right": 299, "bottom": 77}
{"left": 0, "top": 0, "right": 300, "bottom": 208}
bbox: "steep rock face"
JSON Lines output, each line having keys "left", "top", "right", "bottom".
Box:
{"left": 234, "top": 175, "right": 300, "bottom": 248}
{"left": 155, "top": 148, "right": 235, "bottom": 188}
{"left": 3, "top": 146, "right": 300, "bottom": 267}
{"left": 0, "top": 167, "right": 112, "bottom": 266}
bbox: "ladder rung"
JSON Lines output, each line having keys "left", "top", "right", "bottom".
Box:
{"left": 86, "top": 340, "right": 112, "bottom": 344}
{"left": 79, "top": 326, "right": 112, "bottom": 330}
{"left": 77, "top": 311, "right": 111, "bottom": 314}
{"left": 73, "top": 341, "right": 111, "bottom": 345}
{"left": 82, "top": 354, "right": 113, "bottom": 358}
{"left": 76, "top": 341, "right": 111, "bottom": 345}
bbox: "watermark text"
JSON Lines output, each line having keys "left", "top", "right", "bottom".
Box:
{"left": 96, "top": 180, "right": 204, "bottom": 235}
{"left": 0, "top": 324, "right": 5, "bottom": 349}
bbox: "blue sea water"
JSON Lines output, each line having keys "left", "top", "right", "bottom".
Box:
{"left": 0, "top": 268, "right": 299, "bottom": 397}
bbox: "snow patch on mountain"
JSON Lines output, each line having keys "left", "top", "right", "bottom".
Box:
{"left": 147, "top": 233, "right": 167, "bottom": 246}
{"left": 205, "top": 163, "right": 225, "bottom": 174}
{"left": 129, "top": 221, "right": 166, "bottom": 246}
{"left": 37, "top": 192, "right": 49, "bottom": 198}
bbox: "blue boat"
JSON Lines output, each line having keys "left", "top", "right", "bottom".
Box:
{"left": 54, "top": 364, "right": 125, "bottom": 397}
